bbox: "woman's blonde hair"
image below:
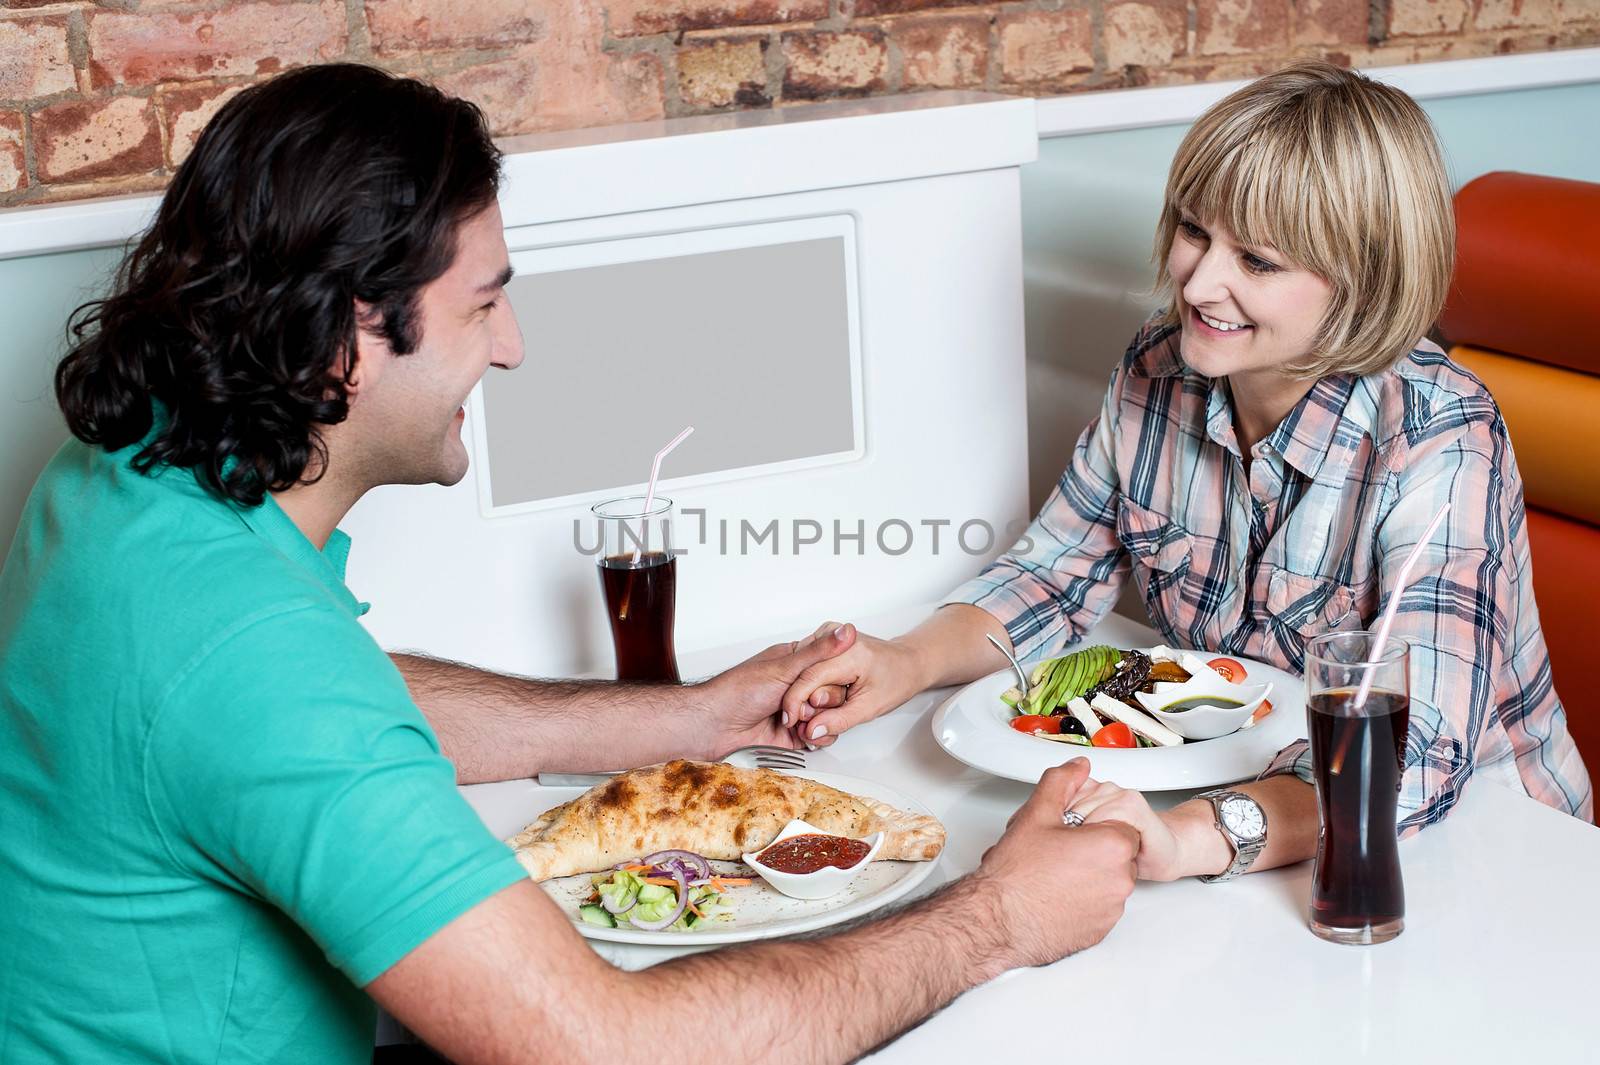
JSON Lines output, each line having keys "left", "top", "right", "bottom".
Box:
{"left": 1153, "top": 60, "right": 1455, "bottom": 379}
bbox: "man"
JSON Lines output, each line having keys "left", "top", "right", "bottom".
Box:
{"left": 0, "top": 64, "right": 1139, "bottom": 1064}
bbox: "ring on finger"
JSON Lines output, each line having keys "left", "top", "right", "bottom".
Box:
{"left": 1061, "top": 809, "right": 1087, "bottom": 828}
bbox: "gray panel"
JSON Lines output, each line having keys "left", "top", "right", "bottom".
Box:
{"left": 481, "top": 236, "right": 856, "bottom": 508}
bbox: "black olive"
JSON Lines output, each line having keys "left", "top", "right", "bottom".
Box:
{"left": 1051, "top": 712, "right": 1088, "bottom": 737}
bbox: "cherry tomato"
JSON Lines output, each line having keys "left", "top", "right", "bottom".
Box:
{"left": 1010, "top": 715, "right": 1062, "bottom": 735}
{"left": 1091, "top": 722, "right": 1136, "bottom": 748}
{"left": 1207, "top": 657, "right": 1247, "bottom": 684}
{"left": 1251, "top": 699, "right": 1274, "bottom": 725}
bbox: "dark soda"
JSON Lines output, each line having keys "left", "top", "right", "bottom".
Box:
{"left": 1308, "top": 688, "right": 1409, "bottom": 941}
{"left": 599, "top": 552, "right": 680, "bottom": 683}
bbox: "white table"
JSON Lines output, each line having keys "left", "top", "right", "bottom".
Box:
{"left": 460, "top": 605, "right": 1600, "bottom": 1064}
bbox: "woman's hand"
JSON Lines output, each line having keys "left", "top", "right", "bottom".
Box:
{"left": 778, "top": 628, "right": 930, "bottom": 747}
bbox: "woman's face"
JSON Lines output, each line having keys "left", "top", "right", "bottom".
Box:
{"left": 1167, "top": 212, "right": 1334, "bottom": 381}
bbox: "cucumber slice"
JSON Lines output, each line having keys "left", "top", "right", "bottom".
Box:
{"left": 578, "top": 904, "right": 617, "bottom": 928}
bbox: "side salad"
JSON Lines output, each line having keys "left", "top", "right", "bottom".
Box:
{"left": 1003, "top": 645, "right": 1268, "bottom": 748}
{"left": 576, "top": 849, "right": 751, "bottom": 932}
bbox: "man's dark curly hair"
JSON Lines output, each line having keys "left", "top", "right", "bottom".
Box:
{"left": 54, "top": 63, "right": 503, "bottom": 505}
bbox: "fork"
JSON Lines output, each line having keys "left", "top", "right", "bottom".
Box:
{"left": 725, "top": 744, "right": 807, "bottom": 771}
{"left": 535, "top": 744, "right": 806, "bottom": 787}
{"left": 987, "top": 633, "right": 1030, "bottom": 694}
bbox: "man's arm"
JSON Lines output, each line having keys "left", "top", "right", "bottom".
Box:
{"left": 368, "top": 760, "right": 1139, "bottom": 1065}
{"left": 393, "top": 625, "right": 855, "bottom": 784}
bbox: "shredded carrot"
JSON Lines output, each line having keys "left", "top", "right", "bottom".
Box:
{"left": 686, "top": 900, "right": 705, "bottom": 919}
{"left": 633, "top": 873, "right": 750, "bottom": 892}
{"left": 621, "top": 864, "right": 651, "bottom": 874}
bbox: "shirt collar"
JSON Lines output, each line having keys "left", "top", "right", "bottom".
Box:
{"left": 1124, "top": 320, "right": 1185, "bottom": 379}
{"left": 1261, "top": 373, "right": 1363, "bottom": 483}
{"left": 137, "top": 404, "right": 368, "bottom": 617}
{"left": 1203, "top": 377, "right": 1241, "bottom": 457}
{"left": 1142, "top": 324, "right": 1411, "bottom": 483}
{"left": 229, "top": 492, "right": 368, "bottom": 617}
{"left": 1196, "top": 367, "right": 1379, "bottom": 484}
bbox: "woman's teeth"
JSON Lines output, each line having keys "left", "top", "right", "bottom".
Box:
{"left": 1199, "top": 311, "right": 1250, "bottom": 332}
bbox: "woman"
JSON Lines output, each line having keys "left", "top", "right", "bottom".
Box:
{"left": 781, "top": 60, "right": 1591, "bottom": 881}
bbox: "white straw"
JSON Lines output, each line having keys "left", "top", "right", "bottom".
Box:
{"left": 1352, "top": 501, "right": 1451, "bottom": 708}
{"left": 631, "top": 425, "right": 694, "bottom": 565}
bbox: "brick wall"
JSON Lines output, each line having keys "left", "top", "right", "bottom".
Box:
{"left": 2, "top": 0, "right": 1596, "bottom": 208}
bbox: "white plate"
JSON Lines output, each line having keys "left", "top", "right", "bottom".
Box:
{"left": 524, "top": 771, "right": 942, "bottom": 946}
{"left": 931, "top": 652, "right": 1306, "bottom": 791}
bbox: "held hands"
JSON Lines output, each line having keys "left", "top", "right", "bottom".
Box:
{"left": 976, "top": 759, "right": 1140, "bottom": 965}
{"left": 1067, "top": 778, "right": 1204, "bottom": 882}
{"left": 699, "top": 622, "right": 859, "bottom": 753}
{"left": 778, "top": 626, "right": 927, "bottom": 748}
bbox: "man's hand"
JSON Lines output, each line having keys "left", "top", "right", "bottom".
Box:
{"left": 975, "top": 759, "right": 1140, "bottom": 966}
{"left": 696, "top": 623, "right": 858, "bottom": 756}
{"left": 1067, "top": 777, "right": 1190, "bottom": 881}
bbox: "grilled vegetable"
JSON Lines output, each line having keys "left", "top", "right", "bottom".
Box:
{"left": 1087, "top": 649, "right": 1152, "bottom": 703}
{"left": 1147, "top": 659, "right": 1192, "bottom": 685}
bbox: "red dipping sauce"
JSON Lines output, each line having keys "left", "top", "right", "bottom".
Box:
{"left": 755, "top": 833, "right": 872, "bottom": 874}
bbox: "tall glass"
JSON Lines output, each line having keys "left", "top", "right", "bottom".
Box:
{"left": 592, "top": 496, "right": 680, "bottom": 684}
{"left": 1304, "top": 632, "right": 1410, "bottom": 944}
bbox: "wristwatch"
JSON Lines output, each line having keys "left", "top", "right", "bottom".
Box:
{"left": 1194, "top": 789, "right": 1267, "bottom": 883}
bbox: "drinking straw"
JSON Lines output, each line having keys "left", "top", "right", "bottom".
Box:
{"left": 1351, "top": 501, "right": 1452, "bottom": 709}
{"left": 631, "top": 425, "right": 694, "bottom": 566}
{"left": 616, "top": 426, "right": 696, "bottom": 621}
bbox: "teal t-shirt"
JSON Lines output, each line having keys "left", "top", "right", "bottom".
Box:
{"left": 0, "top": 436, "right": 527, "bottom": 1063}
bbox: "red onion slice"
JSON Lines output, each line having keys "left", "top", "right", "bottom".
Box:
{"left": 628, "top": 865, "right": 688, "bottom": 931}
{"left": 600, "top": 888, "right": 637, "bottom": 916}
{"left": 641, "top": 849, "right": 712, "bottom": 880}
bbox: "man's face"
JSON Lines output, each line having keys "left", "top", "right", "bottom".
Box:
{"left": 356, "top": 202, "right": 524, "bottom": 487}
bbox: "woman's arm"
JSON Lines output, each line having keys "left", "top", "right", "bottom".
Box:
{"left": 1257, "top": 403, "right": 1561, "bottom": 833}
{"left": 782, "top": 356, "right": 1142, "bottom": 745}
{"left": 1082, "top": 398, "right": 1572, "bottom": 874}
{"left": 1074, "top": 773, "right": 1319, "bottom": 880}
{"left": 941, "top": 357, "right": 1136, "bottom": 666}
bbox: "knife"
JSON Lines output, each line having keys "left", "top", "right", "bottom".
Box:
{"left": 536, "top": 771, "right": 620, "bottom": 787}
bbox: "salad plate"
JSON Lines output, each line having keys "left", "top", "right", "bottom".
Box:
{"left": 525, "top": 771, "right": 942, "bottom": 946}
{"left": 931, "top": 647, "right": 1306, "bottom": 791}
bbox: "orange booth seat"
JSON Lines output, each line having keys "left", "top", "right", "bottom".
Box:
{"left": 1438, "top": 171, "right": 1600, "bottom": 782}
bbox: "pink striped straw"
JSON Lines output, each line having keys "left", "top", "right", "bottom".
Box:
{"left": 1352, "top": 501, "right": 1452, "bottom": 708}
{"left": 631, "top": 425, "right": 694, "bottom": 565}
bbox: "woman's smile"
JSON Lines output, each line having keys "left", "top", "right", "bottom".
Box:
{"left": 1189, "top": 305, "right": 1255, "bottom": 338}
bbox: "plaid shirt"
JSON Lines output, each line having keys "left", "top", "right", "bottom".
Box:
{"left": 951, "top": 319, "right": 1593, "bottom": 831}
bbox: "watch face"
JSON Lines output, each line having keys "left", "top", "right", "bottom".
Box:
{"left": 1220, "top": 796, "right": 1265, "bottom": 841}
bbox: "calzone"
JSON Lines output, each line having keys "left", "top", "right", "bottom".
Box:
{"left": 507, "top": 760, "right": 945, "bottom": 881}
